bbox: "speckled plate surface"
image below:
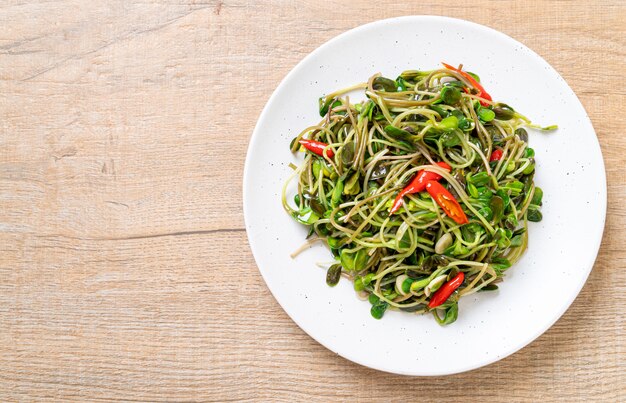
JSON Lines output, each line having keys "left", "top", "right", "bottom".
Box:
{"left": 243, "top": 16, "right": 606, "bottom": 375}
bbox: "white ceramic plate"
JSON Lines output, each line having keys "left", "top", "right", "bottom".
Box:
{"left": 243, "top": 16, "right": 606, "bottom": 375}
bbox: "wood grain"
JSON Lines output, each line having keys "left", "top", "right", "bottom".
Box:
{"left": 1, "top": 0, "right": 624, "bottom": 401}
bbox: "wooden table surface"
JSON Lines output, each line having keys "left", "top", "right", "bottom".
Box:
{"left": 1, "top": 1, "right": 624, "bottom": 401}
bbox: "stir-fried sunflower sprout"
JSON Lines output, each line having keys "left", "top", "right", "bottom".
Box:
{"left": 282, "top": 64, "right": 553, "bottom": 325}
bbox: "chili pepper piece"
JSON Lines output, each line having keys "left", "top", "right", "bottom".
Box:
{"left": 299, "top": 139, "right": 334, "bottom": 158}
{"left": 490, "top": 149, "right": 503, "bottom": 162}
{"left": 442, "top": 62, "right": 492, "bottom": 106}
{"left": 389, "top": 162, "right": 451, "bottom": 214}
{"left": 425, "top": 180, "right": 469, "bottom": 225}
{"left": 428, "top": 272, "right": 465, "bottom": 308}
{"left": 389, "top": 188, "right": 410, "bottom": 215}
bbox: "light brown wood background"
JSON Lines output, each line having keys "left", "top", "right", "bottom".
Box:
{"left": 1, "top": 0, "right": 624, "bottom": 401}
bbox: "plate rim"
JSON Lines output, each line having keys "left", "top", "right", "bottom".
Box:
{"left": 242, "top": 15, "right": 607, "bottom": 376}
